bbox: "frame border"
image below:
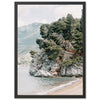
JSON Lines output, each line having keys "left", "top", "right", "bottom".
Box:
{"left": 15, "top": 1, "right": 86, "bottom": 98}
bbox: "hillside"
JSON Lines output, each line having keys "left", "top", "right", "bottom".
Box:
{"left": 18, "top": 23, "right": 42, "bottom": 66}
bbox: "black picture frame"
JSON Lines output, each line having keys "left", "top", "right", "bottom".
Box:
{"left": 15, "top": 1, "right": 86, "bottom": 98}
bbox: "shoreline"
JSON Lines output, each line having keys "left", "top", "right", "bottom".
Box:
{"left": 36, "top": 77, "right": 83, "bottom": 95}
{"left": 47, "top": 77, "right": 83, "bottom": 95}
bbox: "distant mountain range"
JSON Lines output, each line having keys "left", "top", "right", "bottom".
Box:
{"left": 18, "top": 23, "right": 42, "bottom": 66}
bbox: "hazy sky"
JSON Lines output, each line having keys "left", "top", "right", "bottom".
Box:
{"left": 18, "top": 5, "right": 83, "bottom": 27}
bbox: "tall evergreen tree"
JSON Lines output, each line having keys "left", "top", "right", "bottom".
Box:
{"left": 40, "top": 24, "right": 50, "bottom": 38}
{"left": 72, "top": 9, "right": 83, "bottom": 56}
{"left": 63, "top": 14, "right": 74, "bottom": 40}
{"left": 72, "top": 32, "right": 83, "bottom": 55}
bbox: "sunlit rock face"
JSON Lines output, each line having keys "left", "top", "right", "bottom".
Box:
{"left": 60, "top": 65, "right": 83, "bottom": 77}
{"left": 29, "top": 50, "right": 59, "bottom": 77}
{"left": 29, "top": 50, "right": 83, "bottom": 77}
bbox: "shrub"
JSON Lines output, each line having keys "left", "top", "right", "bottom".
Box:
{"left": 29, "top": 50, "right": 37, "bottom": 58}
{"left": 61, "top": 59, "right": 73, "bottom": 67}
{"left": 44, "top": 40, "right": 64, "bottom": 61}
{"left": 49, "top": 34, "right": 61, "bottom": 45}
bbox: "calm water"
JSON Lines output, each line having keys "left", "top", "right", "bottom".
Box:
{"left": 18, "top": 66, "right": 75, "bottom": 95}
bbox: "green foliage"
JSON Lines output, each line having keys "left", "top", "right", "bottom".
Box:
{"left": 71, "top": 10, "right": 83, "bottom": 56}
{"left": 44, "top": 40, "right": 64, "bottom": 61}
{"left": 66, "top": 14, "right": 74, "bottom": 33}
{"left": 71, "top": 56, "right": 83, "bottom": 66}
{"left": 61, "top": 59, "right": 73, "bottom": 67}
{"left": 29, "top": 50, "right": 37, "bottom": 58}
{"left": 61, "top": 56, "right": 83, "bottom": 67}
{"left": 31, "top": 60, "right": 34, "bottom": 63}
{"left": 63, "top": 14, "right": 74, "bottom": 40}
{"left": 37, "top": 39, "right": 64, "bottom": 61}
{"left": 72, "top": 32, "right": 83, "bottom": 54}
{"left": 36, "top": 38, "right": 43, "bottom": 44}
{"left": 40, "top": 24, "right": 50, "bottom": 38}
{"left": 36, "top": 38, "right": 63, "bottom": 59}
{"left": 49, "top": 34, "right": 61, "bottom": 45}
{"left": 36, "top": 11, "right": 83, "bottom": 65}
{"left": 50, "top": 20, "right": 66, "bottom": 34}
{"left": 36, "top": 39, "right": 44, "bottom": 49}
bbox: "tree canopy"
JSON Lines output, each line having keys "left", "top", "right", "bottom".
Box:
{"left": 36, "top": 12, "right": 83, "bottom": 66}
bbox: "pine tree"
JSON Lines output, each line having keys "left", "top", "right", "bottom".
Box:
{"left": 63, "top": 14, "right": 74, "bottom": 40}
{"left": 40, "top": 24, "right": 50, "bottom": 38}
{"left": 72, "top": 32, "right": 83, "bottom": 55}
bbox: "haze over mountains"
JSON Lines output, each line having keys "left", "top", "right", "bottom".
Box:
{"left": 18, "top": 23, "right": 42, "bottom": 66}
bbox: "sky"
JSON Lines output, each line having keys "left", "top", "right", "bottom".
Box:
{"left": 18, "top": 5, "right": 83, "bottom": 27}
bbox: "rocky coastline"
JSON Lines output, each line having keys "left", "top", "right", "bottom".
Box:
{"left": 29, "top": 50, "right": 83, "bottom": 77}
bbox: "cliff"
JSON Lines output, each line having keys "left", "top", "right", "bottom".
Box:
{"left": 29, "top": 50, "right": 83, "bottom": 77}
{"left": 29, "top": 14, "right": 83, "bottom": 77}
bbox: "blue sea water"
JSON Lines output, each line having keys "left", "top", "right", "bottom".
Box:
{"left": 18, "top": 66, "right": 76, "bottom": 95}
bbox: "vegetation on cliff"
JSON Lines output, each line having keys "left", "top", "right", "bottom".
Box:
{"left": 33, "top": 11, "right": 84, "bottom": 68}
{"left": 29, "top": 50, "right": 37, "bottom": 58}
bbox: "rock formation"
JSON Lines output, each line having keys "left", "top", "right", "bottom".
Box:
{"left": 29, "top": 14, "right": 84, "bottom": 77}
{"left": 29, "top": 50, "right": 59, "bottom": 77}
{"left": 29, "top": 50, "right": 83, "bottom": 77}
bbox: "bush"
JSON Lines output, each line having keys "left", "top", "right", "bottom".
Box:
{"left": 72, "top": 32, "right": 83, "bottom": 54}
{"left": 49, "top": 34, "right": 61, "bottom": 45}
{"left": 40, "top": 24, "right": 50, "bottom": 38}
{"left": 36, "top": 39, "right": 44, "bottom": 49}
{"left": 44, "top": 40, "right": 64, "bottom": 61}
{"left": 61, "top": 59, "right": 73, "bottom": 67}
{"left": 61, "top": 56, "right": 83, "bottom": 67}
{"left": 72, "top": 56, "right": 83, "bottom": 66}
{"left": 29, "top": 50, "right": 37, "bottom": 58}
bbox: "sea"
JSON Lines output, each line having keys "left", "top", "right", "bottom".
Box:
{"left": 18, "top": 66, "right": 77, "bottom": 95}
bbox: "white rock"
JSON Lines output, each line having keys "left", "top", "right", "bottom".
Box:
{"left": 60, "top": 65, "right": 83, "bottom": 76}
{"left": 34, "top": 70, "right": 52, "bottom": 77}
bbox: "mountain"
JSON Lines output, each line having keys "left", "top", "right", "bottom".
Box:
{"left": 18, "top": 23, "right": 42, "bottom": 66}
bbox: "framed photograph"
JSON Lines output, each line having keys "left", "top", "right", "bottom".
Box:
{"left": 15, "top": 2, "right": 86, "bottom": 98}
